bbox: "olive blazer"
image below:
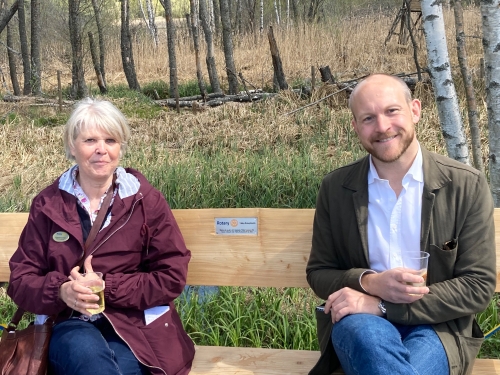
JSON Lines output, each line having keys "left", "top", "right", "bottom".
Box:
{"left": 306, "top": 147, "right": 496, "bottom": 375}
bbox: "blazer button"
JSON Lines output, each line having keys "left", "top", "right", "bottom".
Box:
{"left": 164, "top": 323, "right": 169, "bottom": 328}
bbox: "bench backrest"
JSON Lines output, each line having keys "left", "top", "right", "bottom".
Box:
{"left": 1, "top": 209, "right": 500, "bottom": 291}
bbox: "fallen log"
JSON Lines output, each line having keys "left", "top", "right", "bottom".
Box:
{"left": 156, "top": 92, "right": 277, "bottom": 108}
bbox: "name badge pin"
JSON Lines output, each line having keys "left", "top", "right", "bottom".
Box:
{"left": 53, "top": 231, "right": 70, "bottom": 242}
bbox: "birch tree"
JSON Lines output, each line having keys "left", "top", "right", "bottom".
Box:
{"left": 481, "top": 0, "right": 500, "bottom": 205}
{"left": 421, "top": 0, "right": 470, "bottom": 164}
{"left": 139, "top": 0, "right": 159, "bottom": 47}
{"left": 274, "top": 0, "right": 280, "bottom": 25}
{"left": 453, "top": 0, "right": 483, "bottom": 172}
{"left": 259, "top": 0, "right": 263, "bottom": 33}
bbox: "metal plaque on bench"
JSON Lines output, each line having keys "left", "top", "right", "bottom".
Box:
{"left": 214, "top": 218, "right": 258, "bottom": 236}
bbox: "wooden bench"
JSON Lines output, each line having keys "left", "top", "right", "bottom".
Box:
{"left": 1, "top": 209, "right": 500, "bottom": 374}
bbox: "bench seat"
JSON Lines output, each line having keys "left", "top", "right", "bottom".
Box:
{"left": 191, "top": 346, "right": 500, "bottom": 374}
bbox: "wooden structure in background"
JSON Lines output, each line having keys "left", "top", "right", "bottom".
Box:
{"left": 385, "top": 0, "right": 423, "bottom": 45}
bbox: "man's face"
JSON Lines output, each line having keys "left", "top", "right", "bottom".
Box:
{"left": 350, "top": 76, "right": 421, "bottom": 164}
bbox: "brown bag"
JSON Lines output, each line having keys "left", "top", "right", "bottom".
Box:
{"left": 0, "top": 309, "right": 53, "bottom": 375}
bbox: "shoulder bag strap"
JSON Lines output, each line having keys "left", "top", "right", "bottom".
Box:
{"left": 77, "top": 174, "right": 117, "bottom": 270}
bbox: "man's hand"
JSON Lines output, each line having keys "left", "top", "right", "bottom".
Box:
{"left": 324, "top": 287, "right": 381, "bottom": 322}
{"left": 361, "top": 268, "right": 429, "bottom": 304}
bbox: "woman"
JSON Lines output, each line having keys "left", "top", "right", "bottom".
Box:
{"left": 7, "top": 98, "right": 195, "bottom": 375}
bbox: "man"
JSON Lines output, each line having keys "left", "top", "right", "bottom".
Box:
{"left": 306, "top": 74, "right": 495, "bottom": 375}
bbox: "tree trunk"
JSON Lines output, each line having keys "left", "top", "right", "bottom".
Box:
{"left": 259, "top": 0, "right": 263, "bottom": 33}
{"left": 90, "top": 0, "right": 106, "bottom": 87}
{"left": 268, "top": 25, "right": 288, "bottom": 90}
{"left": 421, "top": 0, "right": 470, "bottom": 164}
{"left": 0, "top": 0, "right": 17, "bottom": 34}
{"left": 159, "top": 0, "right": 178, "bottom": 98}
{"left": 219, "top": 0, "right": 239, "bottom": 94}
{"left": 139, "top": 0, "right": 159, "bottom": 47}
{"left": 453, "top": 0, "right": 483, "bottom": 172}
{"left": 274, "top": 0, "right": 280, "bottom": 24}
{"left": 68, "top": 0, "right": 88, "bottom": 99}
{"left": 189, "top": 0, "right": 207, "bottom": 98}
{"left": 30, "top": 0, "right": 41, "bottom": 95}
{"left": 120, "top": 0, "right": 140, "bottom": 91}
{"left": 212, "top": 0, "right": 221, "bottom": 39}
{"left": 480, "top": 0, "right": 500, "bottom": 205}
{"left": 88, "top": 31, "right": 107, "bottom": 94}
{"left": 18, "top": 0, "right": 30, "bottom": 94}
{"left": 7, "top": 18, "right": 21, "bottom": 96}
{"left": 199, "top": 0, "right": 221, "bottom": 93}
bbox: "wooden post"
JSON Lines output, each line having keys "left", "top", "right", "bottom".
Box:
{"left": 319, "top": 66, "right": 334, "bottom": 84}
{"left": 267, "top": 25, "right": 288, "bottom": 90}
{"left": 57, "top": 70, "right": 62, "bottom": 113}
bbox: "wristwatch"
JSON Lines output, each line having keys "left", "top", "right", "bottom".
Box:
{"left": 378, "top": 299, "right": 387, "bottom": 316}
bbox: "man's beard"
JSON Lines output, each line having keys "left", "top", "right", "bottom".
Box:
{"left": 362, "top": 129, "right": 415, "bottom": 163}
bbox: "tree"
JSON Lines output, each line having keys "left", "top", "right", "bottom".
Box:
{"left": 18, "top": 0, "right": 30, "bottom": 94}
{"left": 30, "top": 0, "right": 41, "bottom": 95}
{"left": 189, "top": 0, "right": 207, "bottom": 98}
{"left": 68, "top": 0, "right": 88, "bottom": 99}
{"left": 90, "top": 0, "right": 106, "bottom": 88}
{"left": 219, "top": 0, "right": 238, "bottom": 94}
{"left": 199, "top": 0, "right": 221, "bottom": 93}
{"left": 481, "top": 0, "right": 500, "bottom": 205}
{"left": 421, "top": 0, "right": 470, "bottom": 164}
{"left": 139, "top": 0, "right": 159, "bottom": 47}
{"left": 7, "top": 13, "right": 20, "bottom": 95}
{"left": 0, "top": 0, "right": 17, "bottom": 34}
{"left": 120, "top": 0, "right": 140, "bottom": 91}
{"left": 453, "top": 0, "right": 483, "bottom": 172}
{"left": 159, "top": 0, "right": 178, "bottom": 98}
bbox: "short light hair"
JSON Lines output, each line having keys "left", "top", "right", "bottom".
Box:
{"left": 348, "top": 74, "right": 413, "bottom": 117}
{"left": 64, "top": 98, "right": 131, "bottom": 161}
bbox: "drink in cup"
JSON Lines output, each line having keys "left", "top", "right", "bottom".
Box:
{"left": 404, "top": 251, "right": 429, "bottom": 294}
{"left": 80, "top": 272, "right": 105, "bottom": 315}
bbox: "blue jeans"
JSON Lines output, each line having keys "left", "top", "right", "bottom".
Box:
{"left": 49, "top": 318, "right": 149, "bottom": 375}
{"left": 331, "top": 314, "right": 449, "bottom": 375}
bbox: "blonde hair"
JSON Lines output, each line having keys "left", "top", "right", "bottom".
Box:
{"left": 64, "top": 98, "right": 131, "bottom": 161}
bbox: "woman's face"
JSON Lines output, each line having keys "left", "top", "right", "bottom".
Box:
{"left": 70, "top": 127, "right": 121, "bottom": 185}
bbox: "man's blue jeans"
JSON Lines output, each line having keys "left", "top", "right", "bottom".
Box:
{"left": 331, "top": 314, "right": 449, "bottom": 375}
{"left": 49, "top": 318, "right": 149, "bottom": 375}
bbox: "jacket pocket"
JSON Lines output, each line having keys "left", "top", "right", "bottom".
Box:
{"left": 456, "top": 320, "right": 484, "bottom": 375}
{"left": 428, "top": 241, "right": 458, "bottom": 285}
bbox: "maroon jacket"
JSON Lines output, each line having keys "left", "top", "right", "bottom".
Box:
{"left": 8, "top": 168, "right": 195, "bottom": 375}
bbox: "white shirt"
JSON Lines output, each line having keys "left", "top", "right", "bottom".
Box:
{"left": 367, "top": 145, "right": 423, "bottom": 272}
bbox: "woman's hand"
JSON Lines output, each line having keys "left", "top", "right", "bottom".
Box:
{"left": 59, "top": 256, "right": 101, "bottom": 316}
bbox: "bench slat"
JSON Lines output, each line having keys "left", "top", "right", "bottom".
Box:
{"left": 191, "top": 346, "right": 319, "bottom": 374}
{"left": 2, "top": 209, "right": 500, "bottom": 291}
{"left": 191, "top": 346, "right": 500, "bottom": 374}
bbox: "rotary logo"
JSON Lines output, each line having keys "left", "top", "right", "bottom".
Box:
{"left": 230, "top": 219, "right": 238, "bottom": 227}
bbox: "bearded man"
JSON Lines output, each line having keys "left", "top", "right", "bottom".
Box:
{"left": 306, "top": 74, "right": 495, "bottom": 375}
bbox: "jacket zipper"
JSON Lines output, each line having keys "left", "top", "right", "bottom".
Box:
{"left": 86, "top": 193, "right": 144, "bottom": 258}
{"left": 94, "top": 193, "right": 167, "bottom": 374}
{"left": 102, "top": 311, "right": 167, "bottom": 375}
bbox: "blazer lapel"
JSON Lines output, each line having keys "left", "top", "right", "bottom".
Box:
{"left": 344, "top": 156, "right": 371, "bottom": 266}
{"left": 420, "top": 147, "right": 451, "bottom": 251}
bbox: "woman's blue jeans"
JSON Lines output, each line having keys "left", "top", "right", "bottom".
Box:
{"left": 331, "top": 314, "right": 449, "bottom": 375}
{"left": 48, "top": 318, "right": 149, "bottom": 375}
